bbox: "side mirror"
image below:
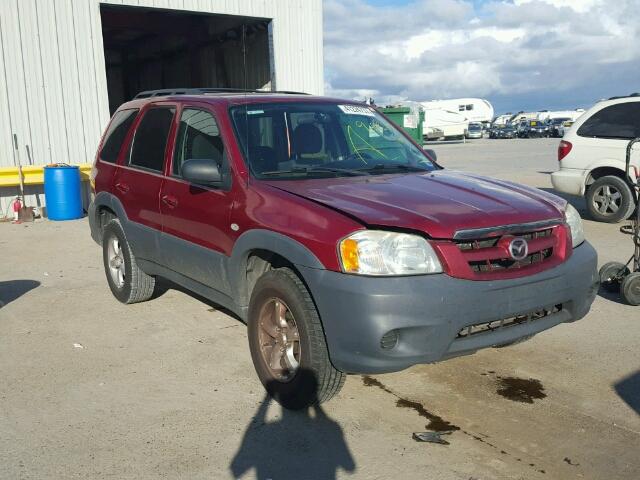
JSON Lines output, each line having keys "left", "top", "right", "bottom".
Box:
{"left": 423, "top": 148, "right": 437, "bottom": 162}
{"left": 181, "top": 159, "right": 222, "bottom": 186}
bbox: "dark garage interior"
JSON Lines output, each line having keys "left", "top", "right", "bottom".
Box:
{"left": 100, "top": 5, "right": 273, "bottom": 114}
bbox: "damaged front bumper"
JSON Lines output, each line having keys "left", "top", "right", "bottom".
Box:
{"left": 298, "top": 242, "right": 598, "bottom": 374}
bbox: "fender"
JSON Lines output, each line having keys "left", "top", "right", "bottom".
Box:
{"left": 585, "top": 158, "right": 636, "bottom": 179}
{"left": 227, "top": 229, "right": 325, "bottom": 309}
{"left": 89, "top": 191, "right": 129, "bottom": 244}
{"left": 580, "top": 158, "right": 638, "bottom": 196}
{"left": 88, "top": 191, "right": 159, "bottom": 262}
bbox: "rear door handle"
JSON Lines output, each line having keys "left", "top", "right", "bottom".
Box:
{"left": 161, "top": 194, "right": 178, "bottom": 208}
{"left": 115, "top": 182, "right": 130, "bottom": 194}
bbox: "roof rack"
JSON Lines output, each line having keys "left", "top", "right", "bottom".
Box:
{"left": 133, "top": 88, "right": 309, "bottom": 99}
{"left": 607, "top": 92, "right": 640, "bottom": 101}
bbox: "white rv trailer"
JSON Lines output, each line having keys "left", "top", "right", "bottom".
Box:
{"left": 512, "top": 111, "right": 540, "bottom": 122}
{"left": 537, "top": 110, "right": 586, "bottom": 122}
{"left": 421, "top": 107, "right": 469, "bottom": 140}
{"left": 420, "top": 98, "right": 494, "bottom": 124}
{"left": 492, "top": 114, "right": 513, "bottom": 126}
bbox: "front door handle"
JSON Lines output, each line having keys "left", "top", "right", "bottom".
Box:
{"left": 161, "top": 194, "right": 178, "bottom": 208}
{"left": 115, "top": 182, "right": 130, "bottom": 194}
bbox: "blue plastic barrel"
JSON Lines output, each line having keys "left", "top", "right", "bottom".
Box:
{"left": 43, "top": 165, "right": 83, "bottom": 221}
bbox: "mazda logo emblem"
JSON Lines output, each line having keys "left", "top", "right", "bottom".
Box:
{"left": 509, "top": 238, "right": 528, "bottom": 260}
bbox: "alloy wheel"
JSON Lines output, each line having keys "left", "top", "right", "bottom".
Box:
{"left": 257, "top": 298, "right": 300, "bottom": 382}
{"left": 592, "top": 184, "right": 622, "bottom": 216}
{"left": 107, "top": 236, "right": 126, "bottom": 288}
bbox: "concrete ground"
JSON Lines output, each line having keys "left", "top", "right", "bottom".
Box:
{"left": 1, "top": 138, "right": 638, "bottom": 480}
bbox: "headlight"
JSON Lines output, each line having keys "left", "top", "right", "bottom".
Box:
{"left": 339, "top": 231, "right": 442, "bottom": 275}
{"left": 564, "top": 203, "right": 585, "bottom": 247}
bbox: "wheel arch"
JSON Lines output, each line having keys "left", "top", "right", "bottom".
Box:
{"left": 228, "top": 230, "right": 325, "bottom": 311}
{"left": 90, "top": 192, "right": 130, "bottom": 244}
{"left": 585, "top": 164, "right": 628, "bottom": 188}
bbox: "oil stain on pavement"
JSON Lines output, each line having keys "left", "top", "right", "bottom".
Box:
{"left": 362, "top": 376, "right": 459, "bottom": 432}
{"left": 362, "top": 375, "right": 550, "bottom": 476}
{"left": 495, "top": 376, "right": 547, "bottom": 403}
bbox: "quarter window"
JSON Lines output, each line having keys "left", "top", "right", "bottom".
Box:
{"left": 129, "top": 107, "right": 176, "bottom": 172}
{"left": 100, "top": 109, "right": 138, "bottom": 163}
{"left": 173, "top": 108, "right": 225, "bottom": 177}
{"left": 577, "top": 102, "right": 640, "bottom": 139}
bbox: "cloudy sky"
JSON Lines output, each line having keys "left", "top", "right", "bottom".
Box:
{"left": 323, "top": 0, "right": 639, "bottom": 114}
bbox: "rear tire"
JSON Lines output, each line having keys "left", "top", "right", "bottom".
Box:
{"left": 599, "top": 261, "right": 630, "bottom": 292}
{"left": 586, "top": 176, "right": 636, "bottom": 223}
{"left": 621, "top": 272, "right": 640, "bottom": 306}
{"left": 247, "top": 267, "right": 345, "bottom": 409}
{"left": 102, "top": 219, "right": 155, "bottom": 304}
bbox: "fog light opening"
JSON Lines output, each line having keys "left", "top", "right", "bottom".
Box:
{"left": 380, "top": 329, "right": 399, "bottom": 350}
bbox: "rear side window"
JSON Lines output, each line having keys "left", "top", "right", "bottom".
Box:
{"left": 577, "top": 102, "right": 640, "bottom": 139}
{"left": 173, "top": 108, "right": 225, "bottom": 177}
{"left": 129, "top": 107, "right": 176, "bottom": 172}
{"left": 100, "top": 109, "right": 138, "bottom": 163}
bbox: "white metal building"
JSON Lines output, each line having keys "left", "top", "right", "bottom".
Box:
{"left": 0, "top": 0, "right": 323, "bottom": 213}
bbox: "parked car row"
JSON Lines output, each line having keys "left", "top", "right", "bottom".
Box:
{"left": 486, "top": 118, "right": 575, "bottom": 139}
{"left": 488, "top": 124, "right": 517, "bottom": 139}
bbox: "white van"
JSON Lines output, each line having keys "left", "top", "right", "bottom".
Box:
{"left": 551, "top": 95, "right": 640, "bottom": 223}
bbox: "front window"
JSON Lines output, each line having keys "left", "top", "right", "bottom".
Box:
{"left": 173, "top": 108, "right": 225, "bottom": 177}
{"left": 230, "top": 102, "right": 436, "bottom": 179}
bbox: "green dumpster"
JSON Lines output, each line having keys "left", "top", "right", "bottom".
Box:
{"left": 380, "top": 106, "right": 424, "bottom": 144}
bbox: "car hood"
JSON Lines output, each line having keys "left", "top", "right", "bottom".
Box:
{"left": 264, "top": 170, "right": 566, "bottom": 239}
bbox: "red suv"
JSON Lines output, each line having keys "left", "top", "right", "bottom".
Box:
{"left": 89, "top": 89, "right": 599, "bottom": 409}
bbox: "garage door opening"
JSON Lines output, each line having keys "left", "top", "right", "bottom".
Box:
{"left": 100, "top": 5, "right": 274, "bottom": 114}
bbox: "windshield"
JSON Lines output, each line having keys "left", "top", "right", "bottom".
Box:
{"left": 230, "top": 102, "right": 436, "bottom": 179}
{"left": 469, "top": 124, "right": 482, "bottom": 131}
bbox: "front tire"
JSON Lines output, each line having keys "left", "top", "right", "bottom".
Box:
{"left": 102, "top": 219, "right": 155, "bottom": 304}
{"left": 586, "top": 176, "right": 636, "bottom": 223}
{"left": 247, "top": 268, "right": 345, "bottom": 409}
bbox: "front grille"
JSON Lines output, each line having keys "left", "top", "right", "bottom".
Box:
{"left": 455, "top": 228, "right": 556, "bottom": 274}
{"left": 456, "top": 304, "right": 562, "bottom": 339}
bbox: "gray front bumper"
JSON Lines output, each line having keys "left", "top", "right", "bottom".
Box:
{"left": 299, "top": 242, "right": 598, "bottom": 374}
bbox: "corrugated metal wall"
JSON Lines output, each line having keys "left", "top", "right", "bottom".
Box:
{"left": 0, "top": 0, "right": 323, "bottom": 214}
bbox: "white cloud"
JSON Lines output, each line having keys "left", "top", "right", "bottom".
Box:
{"left": 323, "top": 0, "right": 640, "bottom": 111}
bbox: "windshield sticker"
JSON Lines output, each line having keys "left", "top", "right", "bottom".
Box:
{"left": 369, "top": 122, "right": 383, "bottom": 138}
{"left": 247, "top": 110, "right": 264, "bottom": 115}
{"left": 338, "top": 104, "right": 375, "bottom": 116}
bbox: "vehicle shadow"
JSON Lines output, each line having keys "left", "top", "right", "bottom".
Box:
{"left": 0, "top": 280, "right": 41, "bottom": 308}
{"left": 596, "top": 286, "right": 629, "bottom": 305}
{"left": 538, "top": 187, "right": 587, "bottom": 216}
{"left": 614, "top": 371, "right": 640, "bottom": 415}
{"left": 151, "top": 277, "right": 242, "bottom": 322}
{"left": 230, "top": 370, "right": 356, "bottom": 480}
